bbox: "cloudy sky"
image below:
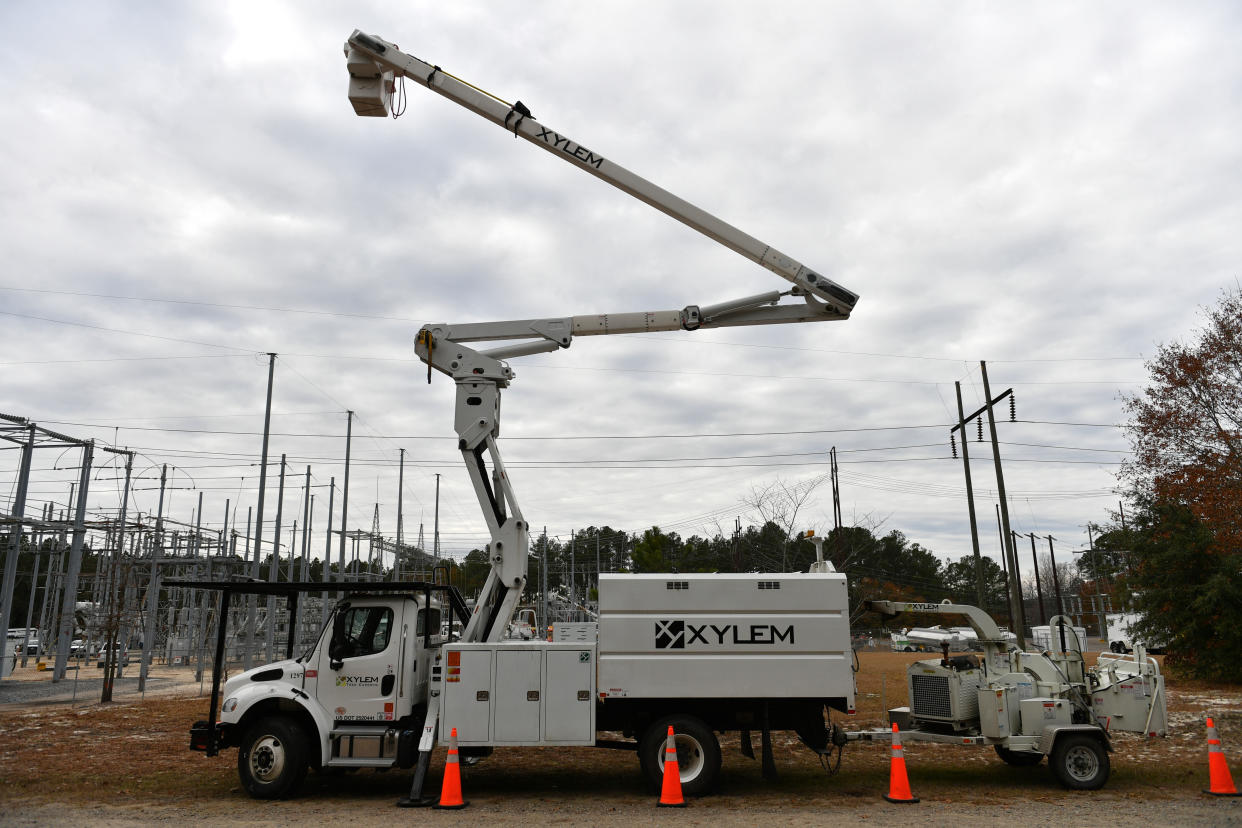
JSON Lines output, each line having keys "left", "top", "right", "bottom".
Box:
{"left": 2, "top": 2, "right": 1239, "bottom": 580}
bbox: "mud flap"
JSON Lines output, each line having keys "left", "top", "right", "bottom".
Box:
{"left": 761, "top": 703, "right": 777, "bottom": 780}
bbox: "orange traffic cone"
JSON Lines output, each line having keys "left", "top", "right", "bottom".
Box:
{"left": 657, "top": 725, "right": 687, "bottom": 807}
{"left": 1205, "top": 717, "right": 1241, "bottom": 796}
{"left": 882, "top": 723, "right": 919, "bottom": 804}
{"left": 433, "top": 727, "right": 469, "bottom": 809}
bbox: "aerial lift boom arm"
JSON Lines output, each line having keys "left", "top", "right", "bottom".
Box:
{"left": 344, "top": 30, "right": 858, "bottom": 316}
{"left": 345, "top": 31, "right": 860, "bottom": 643}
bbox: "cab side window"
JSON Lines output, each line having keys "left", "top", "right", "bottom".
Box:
{"left": 337, "top": 607, "right": 393, "bottom": 658}
{"left": 416, "top": 608, "right": 442, "bottom": 637}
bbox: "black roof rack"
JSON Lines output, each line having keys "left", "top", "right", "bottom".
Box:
{"left": 167, "top": 578, "right": 469, "bottom": 756}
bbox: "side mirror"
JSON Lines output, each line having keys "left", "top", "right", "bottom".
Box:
{"left": 328, "top": 606, "right": 351, "bottom": 666}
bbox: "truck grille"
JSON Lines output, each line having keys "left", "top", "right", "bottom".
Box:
{"left": 910, "top": 674, "right": 952, "bottom": 719}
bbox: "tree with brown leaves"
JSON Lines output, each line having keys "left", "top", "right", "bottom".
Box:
{"left": 1119, "top": 288, "right": 1242, "bottom": 681}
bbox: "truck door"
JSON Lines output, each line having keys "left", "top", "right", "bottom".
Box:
{"left": 317, "top": 602, "right": 401, "bottom": 724}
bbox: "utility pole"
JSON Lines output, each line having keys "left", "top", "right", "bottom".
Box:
{"left": 1047, "top": 535, "right": 1066, "bottom": 650}
{"left": 1027, "top": 532, "right": 1047, "bottom": 625}
{"left": 300, "top": 466, "right": 311, "bottom": 582}
{"left": 138, "top": 464, "right": 167, "bottom": 692}
{"left": 0, "top": 423, "right": 35, "bottom": 684}
{"left": 1087, "top": 526, "right": 1108, "bottom": 638}
{"left": 979, "top": 361, "right": 1023, "bottom": 645}
{"left": 433, "top": 473, "right": 441, "bottom": 562}
{"left": 266, "top": 455, "right": 287, "bottom": 662}
{"left": 540, "top": 527, "right": 548, "bottom": 634}
{"left": 192, "top": 490, "right": 208, "bottom": 683}
{"left": 829, "top": 446, "right": 842, "bottom": 534}
{"left": 248, "top": 352, "right": 277, "bottom": 671}
{"left": 101, "top": 448, "right": 133, "bottom": 703}
{"left": 951, "top": 381, "right": 986, "bottom": 608}
{"left": 53, "top": 441, "right": 93, "bottom": 682}
{"left": 242, "top": 505, "right": 254, "bottom": 670}
{"left": 305, "top": 494, "right": 314, "bottom": 582}
{"left": 396, "top": 448, "right": 405, "bottom": 581}
{"left": 322, "top": 477, "right": 335, "bottom": 628}
{"left": 19, "top": 532, "right": 41, "bottom": 669}
{"left": 338, "top": 411, "right": 354, "bottom": 582}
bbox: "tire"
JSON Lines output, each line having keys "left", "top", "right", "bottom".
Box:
{"left": 638, "top": 715, "right": 722, "bottom": 797}
{"left": 1050, "top": 733, "right": 1109, "bottom": 790}
{"left": 237, "top": 716, "right": 310, "bottom": 799}
{"left": 994, "top": 745, "right": 1044, "bottom": 767}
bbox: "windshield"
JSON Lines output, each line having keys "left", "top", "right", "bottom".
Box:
{"left": 301, "top": 606, "right": 337, "bottom": 663}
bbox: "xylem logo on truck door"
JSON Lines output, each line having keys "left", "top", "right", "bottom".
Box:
{"left": 655, "top": 620, "right": 795, "bottom": 649}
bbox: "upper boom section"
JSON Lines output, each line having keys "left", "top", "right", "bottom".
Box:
{"left": 344, "top": 30, "right": 858, "bottom": 317}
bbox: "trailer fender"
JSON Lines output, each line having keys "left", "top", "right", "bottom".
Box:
{"left": 225, "top": 684, "right": 331, "bottom": 765}
{"left": 1037, "top": 724, "right": 1111, "bottom": 756}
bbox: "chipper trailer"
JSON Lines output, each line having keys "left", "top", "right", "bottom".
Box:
{"left": 851, "top": 600, "right": 1167, "bottom": 790}
{"left": 177, "top": 28, "right": 1164, "bottom": 802}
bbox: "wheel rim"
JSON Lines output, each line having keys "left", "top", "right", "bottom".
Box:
{"left": 674, "top": 734, "right": 706, "bottom": 783}
{"left": 249, "top": 734, "right": 286, "bottom": 783}
{"left": 1064, "top": 744, "right": 1099, "bottom": 781}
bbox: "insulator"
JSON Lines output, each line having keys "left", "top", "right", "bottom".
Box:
{"left": 950, "top": 434, "right": 958, "bottom": 458}
{"left": 1010, "top": 393, "right": 1016, "bottom": 422}
{"left": 977, "top": 417, "right": 984, "bottom": 442}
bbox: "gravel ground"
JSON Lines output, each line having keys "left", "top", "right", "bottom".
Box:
{"left": 3, "top": 654, "right": 1241, "bottom": 826}
{"left": 3, "top": 792, "right": 1240, "bottom": 826}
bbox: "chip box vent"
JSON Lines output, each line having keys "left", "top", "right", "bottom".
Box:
{"left": 665, "top": 581, "right": 689, "bottom": 590}
{"left": 757, "top": 581, "right": 782, "bottom": 590}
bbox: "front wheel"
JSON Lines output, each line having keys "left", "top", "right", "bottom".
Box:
{"left": 1050, "top": 733, "right": 1109, "bottom": 790}
{"left": 638, "top": 715, "right": 722, "bottom": 797}
{"left": 237, "top": 715, "right": 309, "bottom": 799}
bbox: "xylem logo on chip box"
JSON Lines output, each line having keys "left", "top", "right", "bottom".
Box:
{"left": 655, "top": 620, "right": 795, "bottom": 649}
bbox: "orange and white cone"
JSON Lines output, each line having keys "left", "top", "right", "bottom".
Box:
{"left": 1205, "top": 717, "right": 1241, "bottom": 796}
{"left": 657, "top": 725, "right": 687, "bottom": 807}
{"left": 882, "top": 723, "right": 919, "bottom": 803}
{"left": 433, "top": 727, "right": 469, "bottom": 809}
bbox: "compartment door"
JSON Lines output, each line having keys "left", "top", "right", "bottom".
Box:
{"left": 543, "top": 648, "right": 595, "bottom": 743}
{"left": 493, "top": 649, "right": 542, "bottom": 743}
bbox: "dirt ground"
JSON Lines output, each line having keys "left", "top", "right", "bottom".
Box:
{"left": 1, "top": 651, "right": 1240, "bottom": 826}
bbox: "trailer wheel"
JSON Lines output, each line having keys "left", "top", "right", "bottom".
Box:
{"left": 638, "top": 715, "right": 721, "bottom": 797}
{"left": 994, "top": 745, "right": 1043, "bottom": 767}
{"left": 1050, "top": 733, "right": 1109, "bottom": 790}
{"left": 237, "top": 715, "right": 309, "bottom": 799}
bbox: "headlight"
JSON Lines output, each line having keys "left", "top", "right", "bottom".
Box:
{"left": 221, "top": 697, "right": 238, "bottom": 713}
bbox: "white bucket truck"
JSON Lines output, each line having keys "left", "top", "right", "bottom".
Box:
{"left": 180, "top": 25, "right": 860, "bottom": 801}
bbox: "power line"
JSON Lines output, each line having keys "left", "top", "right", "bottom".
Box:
{"left": 2, "top": 286, "right": 1146, "bottom": 364}
{"left": 0, "top": 285, "right": 421, "bottom": 323}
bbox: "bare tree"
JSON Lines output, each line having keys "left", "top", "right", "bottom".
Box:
{"left": 742, "top": 474, "right": 830, "bottom": 570}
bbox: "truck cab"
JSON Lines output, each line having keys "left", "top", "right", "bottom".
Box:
{"left": 211, "top": 592, "right": 446, "bottom": 798}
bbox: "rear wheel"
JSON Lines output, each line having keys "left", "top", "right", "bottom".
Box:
{"left": 994, "top": 745, "right": 1044, "bottom": 766}
{"left": 1050, "top": 733, "right": 1109, "bottom": 790}
{"left": 237, "top": 715, "right": 309, "bottom": 799}
{"left": 638, "top": 715, "right": 721, "bottom": 797}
